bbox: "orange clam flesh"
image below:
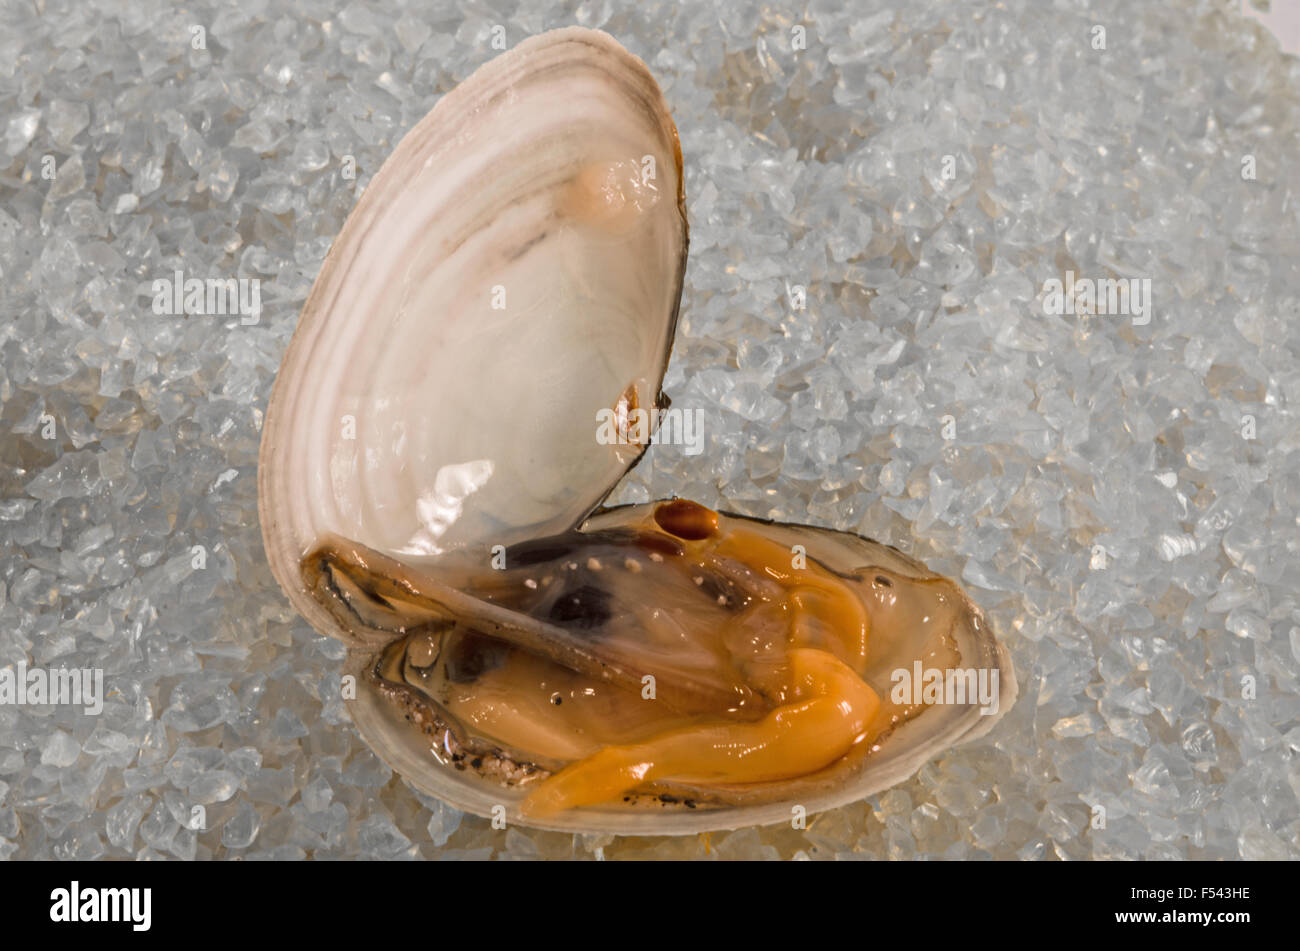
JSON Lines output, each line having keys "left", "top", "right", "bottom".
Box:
{"left": 303, "top": 499, "right": 1010, "bottom": 826}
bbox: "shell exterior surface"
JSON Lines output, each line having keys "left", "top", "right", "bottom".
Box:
{"left": 259, "top": 27, "right": 1017, "bottom": 835}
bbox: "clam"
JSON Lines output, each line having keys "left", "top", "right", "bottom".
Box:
{"left": 259, "top": 27, "right": 1016, "bottom": 834}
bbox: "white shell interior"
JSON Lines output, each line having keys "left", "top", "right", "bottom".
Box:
{"left": 260, "top": 28, "right": 687, "bottom": 626}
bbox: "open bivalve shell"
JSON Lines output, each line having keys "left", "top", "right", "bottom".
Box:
{"left": 259, "top": 27, "right": 1016, "bottom": 835}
